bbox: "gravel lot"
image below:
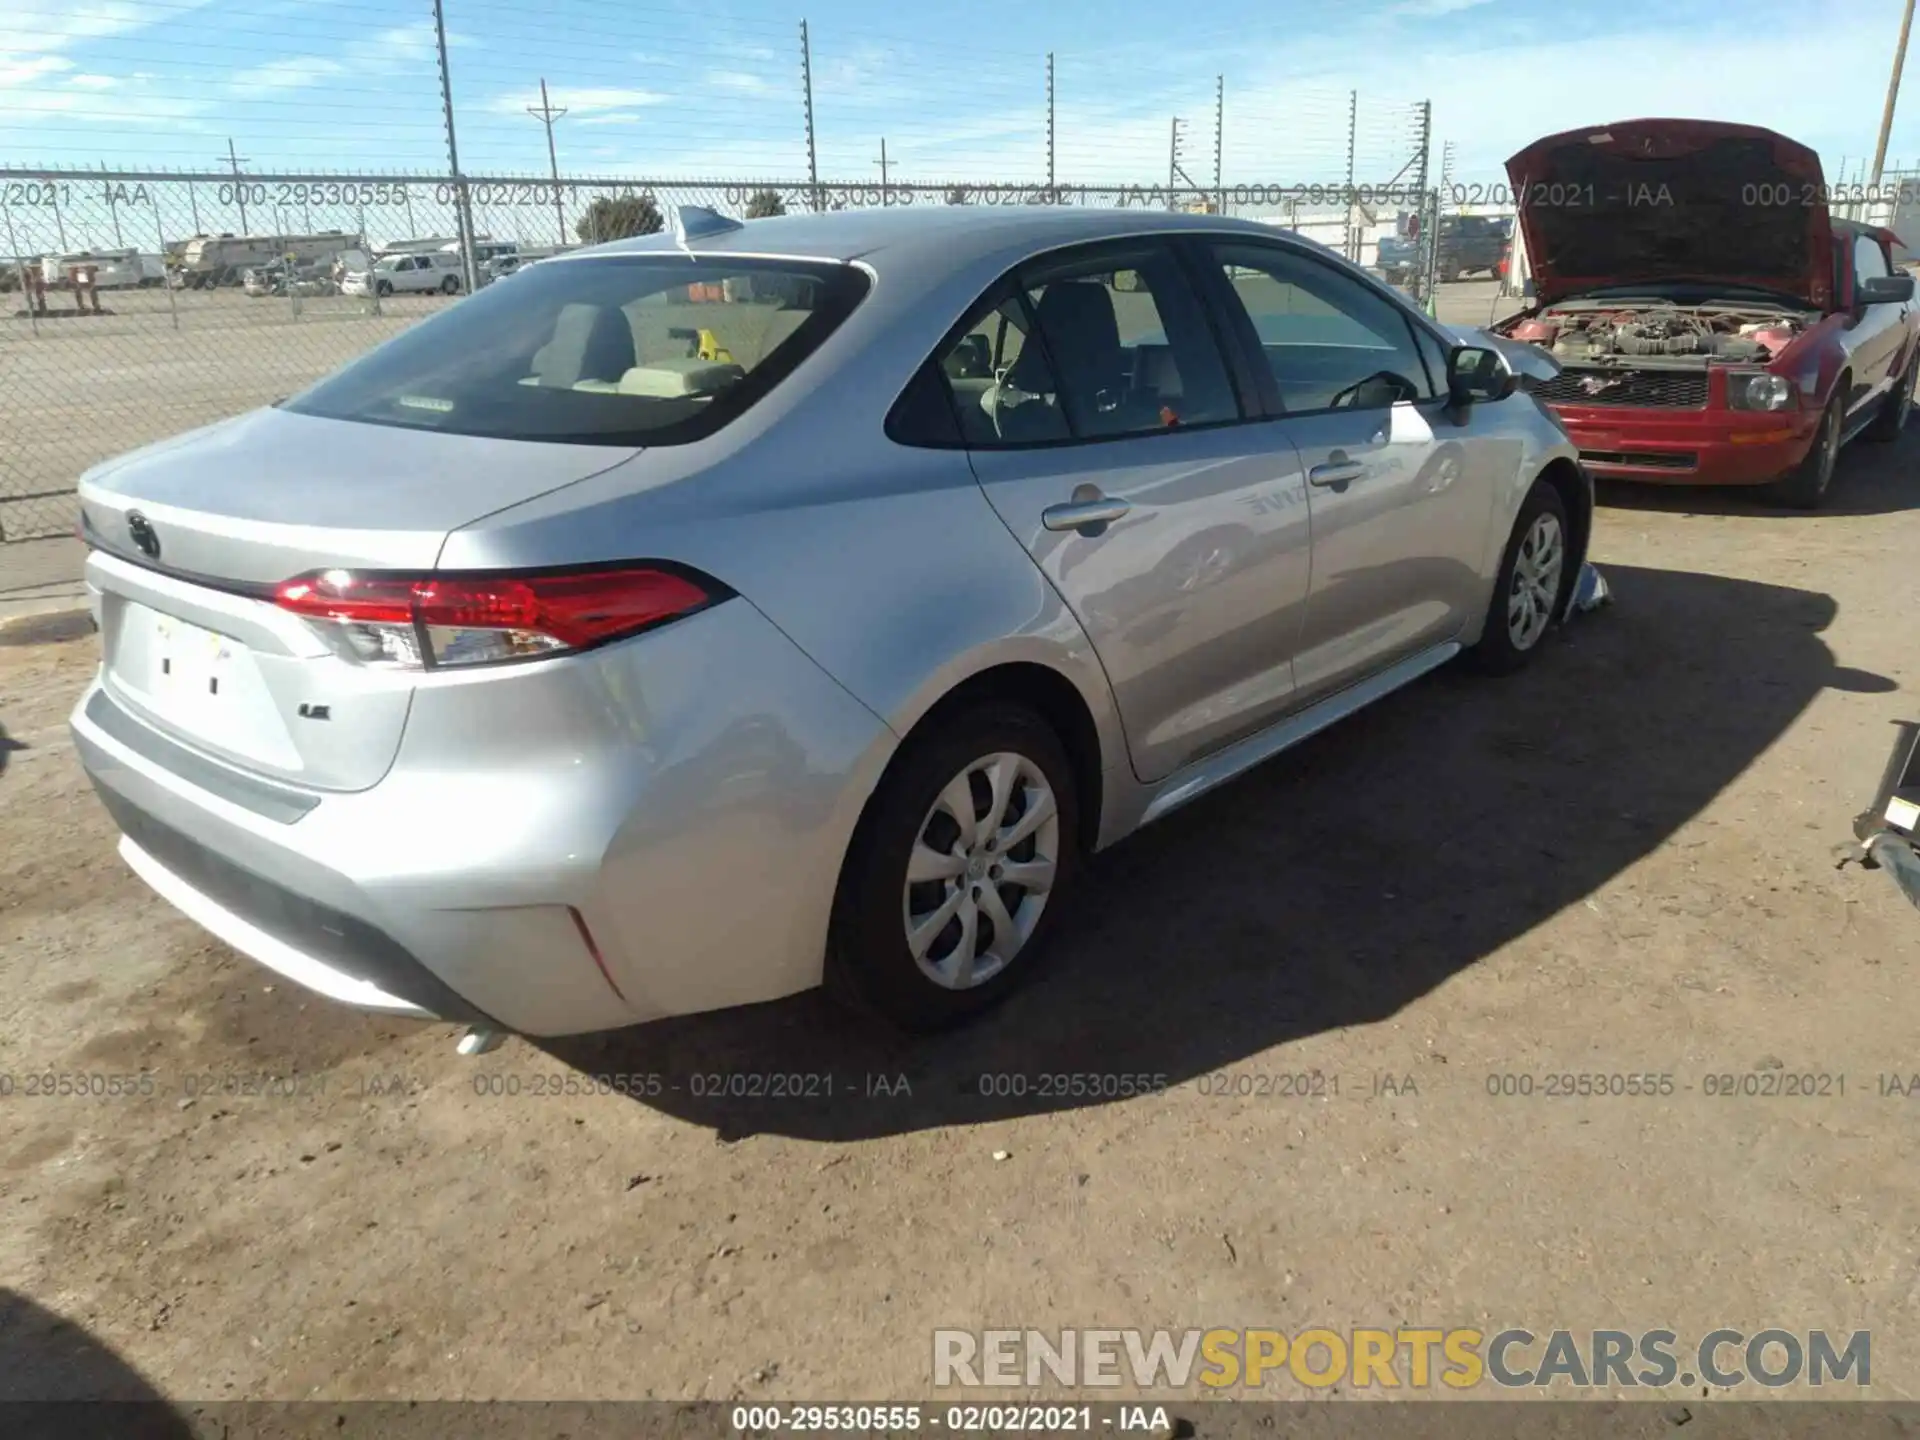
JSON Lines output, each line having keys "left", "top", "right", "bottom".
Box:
{"left": 0, "top": 287, "right": 446, "bottom": 544}
{"left": 4, "top": 282, "right": 1920, "bottom": 1408}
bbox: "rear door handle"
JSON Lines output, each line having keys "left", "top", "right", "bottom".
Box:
{"left": 1308, "top": 460, "right": 1366, "bottom": 488}
{"left": 1042, "top": 498, "right": 1132, "bottom": 533}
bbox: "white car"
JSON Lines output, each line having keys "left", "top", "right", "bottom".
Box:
{"left": 343, "top": 252, "right": 464, "bottom": 298}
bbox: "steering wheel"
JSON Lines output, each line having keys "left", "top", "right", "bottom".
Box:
{"left": 1328, "top": 370, "right": 1417, "bottom": 410}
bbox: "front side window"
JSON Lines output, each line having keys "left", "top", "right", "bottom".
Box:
{"left": 286, "top": 255, "right": 868, "bottom": 445}
{"left": 1855, "top": 234, "right": 1890, "bottom": 284}
{"left": 1208, "top": 242, "right": 1437, "bottom": 412}
{"left": 914, "top": 242, "right": 1240, "bottom": 449}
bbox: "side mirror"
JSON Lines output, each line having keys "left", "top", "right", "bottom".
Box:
{"left": 1858, "top": 273, "right": 1916, "bottom": 307}
{"left": 1448, "top": 344, "right": 1517, "bottom": 406}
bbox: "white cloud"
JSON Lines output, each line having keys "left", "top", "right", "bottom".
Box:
{"left": 709, "top": 70, "right": 772, "bottom": 95}
{"left": 0, "top": 55, "right": 74, "bottom": 87}
{"left": 0, "top": 0, "right": 219, "bottom": 58}
{"left": 1393, "top": 0, "right": 1497, "bottom": 14}
{"left": 483, "top": 85, "right": 665, "bottom": 117}
{"left": 66, "top": 73, "right": 117, "bottom": 90}
{"left": 4, "top": 85, "right": 205, "bottom": 122}
{"left": 229, "top": 56, "right": 344, "bottom": 98}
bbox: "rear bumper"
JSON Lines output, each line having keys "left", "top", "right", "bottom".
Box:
{"left": 71, "top": 599, "right": 895, "bottom": 1036}
{"left": 1547, "top": 403, "right": 1820, "bottom": 486}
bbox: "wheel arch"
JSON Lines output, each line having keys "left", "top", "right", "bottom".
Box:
{"left": 858, "top": 659, "right": 1110, "bottom": 863}
{"left": 1534, "top": 454, "right": 1592, "bottom": 585}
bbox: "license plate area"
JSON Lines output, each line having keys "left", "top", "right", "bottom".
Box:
{"left": 108, "top": 602, "right": 299, "bottom": 770}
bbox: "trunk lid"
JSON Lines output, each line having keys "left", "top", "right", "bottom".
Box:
{"left": 79, "top": 407, "right": 637, "bottom": 792}
{"left": 1504, "top": 119, "right": 1834, "bottom": 309}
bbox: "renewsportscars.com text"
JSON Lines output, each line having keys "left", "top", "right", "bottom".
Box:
{"left": 932, "top": 1327, "right": 1870, "bottom": 1390}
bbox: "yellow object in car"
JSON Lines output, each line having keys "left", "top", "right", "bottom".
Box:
{"left": 697, "top": 328, "right": 734, "bottom": 364}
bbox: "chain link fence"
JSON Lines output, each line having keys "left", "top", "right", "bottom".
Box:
{"left": 2, "top": 169, "right": 1441, "bottom": 545}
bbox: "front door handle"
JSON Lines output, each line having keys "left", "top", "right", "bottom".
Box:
{"left": 1042, "top": 497, "right": 1132, "bottom": 533}
{"left": 1308, "top": 459, "right": 1366, "bottom": 489}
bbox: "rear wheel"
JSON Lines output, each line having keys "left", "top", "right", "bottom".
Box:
{"left": 375, "top": 279, "right": 393, "bottom": 297}
{"left": 440, "top": 274, "right": 460, "bottom": 294}
{"left": 1772, "top": 393, "right": 1843, "bottom": 509}
{"left": 1865, "top": 350, "right": 1917, "bottom": 442}
{"left": 1466, "top": 480, "right": 1571, "bottom": 675}
{"left": 828, "top": 703, "right": 1079, "bottom": 1031}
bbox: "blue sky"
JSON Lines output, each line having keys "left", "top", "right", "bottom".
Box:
{"left": 3, "top": 0, "right": 1917, "bottom": 191}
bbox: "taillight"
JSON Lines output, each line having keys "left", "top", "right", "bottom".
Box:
{"left": 273, "top": 565, "right": 720, "bottom": 669}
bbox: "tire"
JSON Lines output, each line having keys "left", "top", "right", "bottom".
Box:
{"left": 375, "top": 279, "right": 393, "bottom": 297}
{"left": 827, "top": 702, "right": 1080, "bottom": 1031}
{"left": 440, "top": 275, "right": 460, "bottom": 294}
{"left": 1466, "top": 480, "right": 1572, "bottom": 676}
{"left": 1865, "top": 350, "right": 1917, "bottom": 442}
{"left": 1771, "top": 392, "right": 1844, "bottom": 509}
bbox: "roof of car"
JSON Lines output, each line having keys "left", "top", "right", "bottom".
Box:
{"left": 572, "top": 205, "right": 1291, "bottom": 270}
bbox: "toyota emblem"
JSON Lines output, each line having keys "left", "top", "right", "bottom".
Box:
{"left": 126, "top": 511, "right": 161, "bottom": 560}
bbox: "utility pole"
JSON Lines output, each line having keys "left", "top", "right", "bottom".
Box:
{"left": 527, "top": 78, "right": 570, "bottom": 245}
{"left": 431, "top": 0, "right": 479, "bottom": 293}
{"left": 1213, "top": 75, "right": 1224, "bottom": 213}
{"left": 874, "top": 137, "right": 891, "bottom": 204}
{"left": 1343, "top": 90, "right": 1358, "bottom": 262}
{"left": 800, "top": 20, "right": 821, "bottom": 212}
{"left": 1872, "top": 0, "right": 1917, "bottom": 187}
{"left": 223, "top": 138, "right": 251, "bottom": 233}
{"left": 1411, "top": 100, "right": 1434, "bottom": 307}
{"left": 1046, "top": 52, "right": 1056, "bottom": 196}
{"left": 1168, "top": 116, "right": 1187, "bottom": 211}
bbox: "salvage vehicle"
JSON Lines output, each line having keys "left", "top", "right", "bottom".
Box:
{"left": 70, "top": 205, "right": 1604, "bottom": 1042}
{"left": 1495, "top": 120, "right": 1919, "bottom": 508}
{"left": 342, "top": 251, "right": 464, "bottom": 298}
{"left": 1379, "top": 214, "right": 1510, "bottom": 286}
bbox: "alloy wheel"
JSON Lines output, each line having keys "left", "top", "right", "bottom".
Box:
{"left": 902, "top": 751, "right": 1061, "bottom": 990}
{"left": 1506, "top": 511, "right": 1565, "bottom": 651}
{"left": 1815, "top": 404, "right": 1841, "bottom": 493}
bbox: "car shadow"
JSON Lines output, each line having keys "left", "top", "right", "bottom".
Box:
{"left": 0, "top": 1289, "right": 192, "bottom": 1436}
{"left": 539, "top": 564, "right": 1887, "bottom": 1142}
{"left": 1594, "top": 417, "right": 1920, "bottom": 519}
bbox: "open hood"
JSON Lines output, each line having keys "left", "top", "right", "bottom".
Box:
{"left": 1505, "top": 119, "right": 1833, "bottom": 308}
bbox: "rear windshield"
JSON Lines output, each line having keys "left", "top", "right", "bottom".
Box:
{"left": 285, "top": 254, "right": 869, "bottom": 445}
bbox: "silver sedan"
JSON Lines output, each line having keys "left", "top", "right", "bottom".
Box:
{"left": 70, "top": 204, "right": 1598, "bottom": 1037}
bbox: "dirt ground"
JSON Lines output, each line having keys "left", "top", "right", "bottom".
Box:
{"left": 4, "top": 372, "right": 1920, "bottom": 1409}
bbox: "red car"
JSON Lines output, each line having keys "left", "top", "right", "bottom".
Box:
{"left": 1495, "top": 119, "right": 1919, "bottom": 507}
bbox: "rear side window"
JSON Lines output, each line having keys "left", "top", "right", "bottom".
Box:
{"left": 900, "top": 241, "right": 1240, "bottom": 449}
{"left": 286, "top": 255, "right": 868, "bottom": 445}
{"left": 1017, "top": 247, "right": 1240, "bottom": 439}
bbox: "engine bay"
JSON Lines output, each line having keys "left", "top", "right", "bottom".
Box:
{"left": 1506, "top": 304, "right": 1810, "bottom": 367}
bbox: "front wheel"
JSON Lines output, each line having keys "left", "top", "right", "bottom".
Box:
{"left": 1771, "top": 393, "right": 1843, "bottom": 509}
{"left": 1466, "top": 481, "right": 1571, "bottom": 676}
{"left": 828, "top": 703, "right": 1079, "bottom": 1031}
{"left": 1865, "top": 351, "right": 1917, "bottom": 442}
{"left": 374, "top": 279, "right": 393, "bottom": 297}
{"left": 440, "top": 274, "right": 460, "bottom": 294}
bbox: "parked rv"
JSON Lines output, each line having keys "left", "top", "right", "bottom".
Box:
{"left": 39, "top": 250, "right": 167, "bottom": 289}
{"left": 178, "top": 231, "right": 365, "bottom": 288}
